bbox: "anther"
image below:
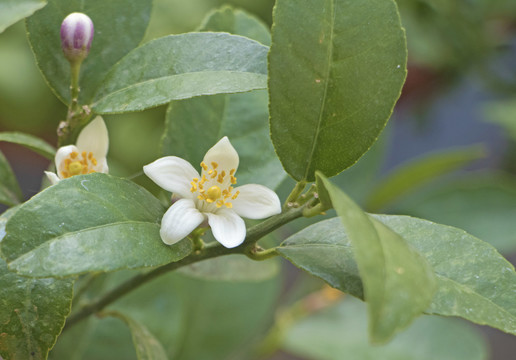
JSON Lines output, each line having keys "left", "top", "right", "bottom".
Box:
{"left": 211, "top": 162, "right": 218, "bottom": 169}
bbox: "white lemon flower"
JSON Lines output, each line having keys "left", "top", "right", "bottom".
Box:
{"left": 143, "top": 137, "right": 281, "bottom": 248}
{"left": 45, "top": 116, "right": 109, "bottom": 184}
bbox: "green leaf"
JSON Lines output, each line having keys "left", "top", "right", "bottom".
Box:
{"left": 0, "top": 131, "right": 56, "bottom": 159}
{"left": 100, "top": 311, "right": 168, "bottom": 360}
{"left": 283, "top": 297, "right": 488, "bottom": 360}
{"left": 179, "top": 254, "right": 279, "bottom": 282}
{"left": 161, "top": 15, "right": 283, "bottom": 190}
{"left": 92, "top": 33, "right": 268, "bottom": 114}
{"left": 269, "top": 0, "right": 407, "bottom": 181}
{"left": 392, "top": 174, "right": 516, "bottom": 254}
{"left": 1, "top": 173, "right": 192, "bottom": 278}
{"left": 308, "top": 174, "right": 435, "bottom": 342}
{"left": 0, "top": 0, "right": 46, "bottom": 33}
{"left": 199, "top": 5, "right": 271, "bottom": 46}
{"left": 280, "top": 214, "right": 516, "bottom": 336}
{"left": 0, "top": 150, "right": 23, "bottom": 206}
{"left": 0, "top": 206, "right": 73, "bottom": 360}
{"left": 365, "top": 145, "right": 485, "bottom": 212}
{"left": 26, "top": 0, "right": 152, "bottom": 104}
{"left": 377, "top": 214, "right": 516, "bottom": 335}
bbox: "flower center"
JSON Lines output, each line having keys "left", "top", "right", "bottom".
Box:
{"left": 190, "top": 161, "right": 239, "bottom": 208}
{"left": 61, "top": 151, "right": 98, "bottom": 179}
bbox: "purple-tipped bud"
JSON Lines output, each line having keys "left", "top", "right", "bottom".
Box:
{"left": 60, "top": 12, "right": 94, "bottom": 63}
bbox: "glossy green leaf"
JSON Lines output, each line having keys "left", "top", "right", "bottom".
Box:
{"left": 199, "top": 5, "right": 271, "bottom": 46}
{"left": 0, "top": 0, "right": 46, "bottom": 33}
{"left": 283, "top": 298, "right": 488, "bottom": 360}
{"left": 1, "top": 173, "right": 191, "bottom": 277}
{"left": 269, "top": 0, "right": 407, "bottom": 181}
{"left": 92, "top": 33, "right": 268, "bottom": 114}
{"left": 0, "top": 150, "right": 23, "bottom": 206}
{"left": 179, "top": 254, "right": 279, "bottom": 282}
{"left": 365, "top": 145, "right": 485, "bottom": 212}
{"left": 280, "top": 214, "right": 516, "bottom": 336}
{"left": 101, "top": 311, "right": 168, "bottom": 360}
{"left": 26, "top": 0, "right": 152, "bottom": 104}
{"left": 0, "top": 206, "right": 73, "bottom": 360}
{"left": 393, "top": 174, "right": 516, "bottom": 254}
{"left": 0, "top": 131, "right": 56, "bottom": 159}
{"left": 161, "top": 14, "right": 284, "bottom": 190}
{"left": 377, "top": 214, "right": 516, "bottom": 335}
{"left": 310, "top": 175, "right": 435, "bottom": 342}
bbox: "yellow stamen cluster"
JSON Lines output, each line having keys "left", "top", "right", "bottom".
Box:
{"left": 60, "top": 151, "right": 97, "bottom": 179}
{"left": 190, "top": 161, "right": 239, "bottom": 208}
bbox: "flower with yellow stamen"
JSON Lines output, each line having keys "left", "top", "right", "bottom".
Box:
{"left": 45, "top": 116, "right": 109, "bottom": 184}
{"left": 143, "top": 136, "right": 281, "bottom": 248}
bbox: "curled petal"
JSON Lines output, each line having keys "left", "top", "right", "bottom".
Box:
{"left": 232, "top": 184, "right": 281, "bottom": 219}
{"left": 76, "top": 116, "right": 109, "bottom": 160}
{"left": 45, "top": 171, "right": 61, "bottom": 185}
{"left": 160, "top": 199, "right": 205, "bottom": 245}
{"left": 55, "top": 144, "right": 79, "bottom": 177}
{"left": 202, "top": 136, "right": 239, "bottom": 176}
{"left": 144, "top": 156, "right": 199, "bottom": 198}
{"left": 206, "top": 208, "right": 245, "bottom": 248}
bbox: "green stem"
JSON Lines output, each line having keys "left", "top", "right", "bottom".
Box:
{"left": 283, "top": 181, "right": 307, "bottom": 210}
{"left": 70, "top": 61, "right": 81, "bottom": 106}
{"left": 58, "top": 61, "right": 86, "bottom": 147}
{"left": 64, "top": 202, "right": 311, "bottom": 331}
{"left": 245, "top": 246, "right": 279, "bottom": 261}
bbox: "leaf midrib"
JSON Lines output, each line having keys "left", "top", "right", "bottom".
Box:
{"left": 303, "top": 0, "right": 336, "bottom": 180}
{"left": 433, "top": 274, "right": 516, "bottom": 330}
{"left": 93, "top": 70, "right": 267, "bottom": 106}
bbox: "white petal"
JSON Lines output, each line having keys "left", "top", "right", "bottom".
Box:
{"left": 143, "top": 156, "right": 199, "bottom": 198}
{"left": 202, "top": 136, "right": 239, "bottom": 175}
{"left": 76, "top": 116, "right": 109, "bottom": 159}
{"left": 54, "top": 144, "right": 79, "bottom": 177}
{"left": 160, "top": 199, "right": 205, "bottom": 245}
{"left": 93, "top": 157, "right": 109, "bottom": 174}
{"left": 231, "top": 184, "right": 282, "bottom": 219}
{"left": 45, "top": 171, "right": 60, "bottom": 185}
{"left": 206, "top": 208, "right": 245, "bottom": 248}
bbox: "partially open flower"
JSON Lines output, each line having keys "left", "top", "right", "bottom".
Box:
{"left": 144, "top": 137, "right": 281, "bottom": 248}
{"left": 60, "top": 12, "right": 94, "bottom": 63}
{"left": 45, "top": 116, "right": 109, "bottom": 185}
